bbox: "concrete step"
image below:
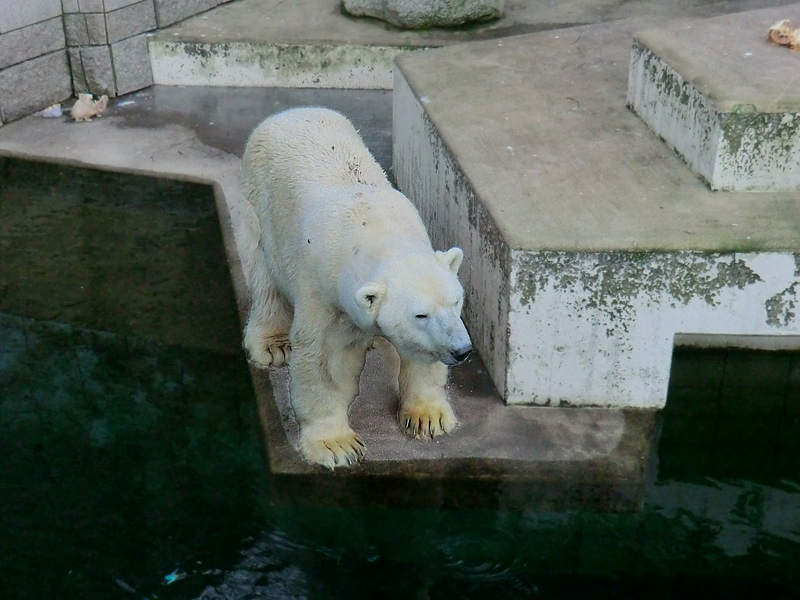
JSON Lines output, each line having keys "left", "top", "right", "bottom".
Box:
{"left": 392, "top": 11, "right": 800, "bottom": 409}
{"left": 628, "top": 7, "right": 800, "bottom": 192}
{"left": 146, "top": 0, "right": 790, "bottom": 89}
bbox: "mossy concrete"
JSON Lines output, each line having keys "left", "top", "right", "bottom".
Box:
{"left": 628, "top": 7, "right": 800, "bottom": 191}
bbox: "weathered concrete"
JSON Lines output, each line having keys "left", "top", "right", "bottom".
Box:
{"left": 342, "top": 0, "right": 504, "bottom": 29}
{"left": 393, "top": 15, "right": 800, "bottom": 409}
{"left": 629, "top": 7, "right": 800, "bottom": 191}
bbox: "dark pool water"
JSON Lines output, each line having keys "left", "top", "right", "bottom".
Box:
{"left": 1, "top": 160, "right": 799, "bottom": 599}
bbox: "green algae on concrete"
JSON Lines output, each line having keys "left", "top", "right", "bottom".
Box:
{"left": 150, "top": 40, "right": 408, "bottom": 89}
{"left": 629, "top": 8, "right": 800, "bottom": 192}
{"left": 513, "top": 251, "right": 763, "bottom": 327}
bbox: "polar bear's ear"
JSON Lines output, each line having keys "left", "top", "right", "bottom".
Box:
{"left": 355, "top": 282, "right": 386, "bottom": 321}
{"left": 436, "top": 247, "right": 464, "bottom": 274}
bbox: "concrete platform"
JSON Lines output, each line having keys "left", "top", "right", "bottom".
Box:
{"left": 148, "top": 0, "right": 800, "bottom": 89}
{"left": 628, "top": 7, "right": 800, "bottom": 191}
{"left": 393, "top": 12, "right": 800, "bottom": 409}
{"left": 0, "top": 86, "right": 654, "bottom": 510}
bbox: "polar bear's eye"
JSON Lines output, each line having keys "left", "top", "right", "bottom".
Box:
{"left": 415, "top": 314, "right": 429, "bottom": 319}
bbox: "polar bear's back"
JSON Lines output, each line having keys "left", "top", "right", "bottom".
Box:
{"left": 242, "top": 107, "right": 388, "bottom": 195}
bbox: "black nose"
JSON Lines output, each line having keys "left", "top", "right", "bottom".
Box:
{"left": 451, "top": 346, "right": 473, "bottom": 364}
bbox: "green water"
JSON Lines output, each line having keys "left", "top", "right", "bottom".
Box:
{"left": 1, "top": 160, "right": 799, "bottom": 599}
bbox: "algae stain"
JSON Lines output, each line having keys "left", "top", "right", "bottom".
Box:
{"left": 514, "top": 252, "right": 762, "bottom": 334}
{"left": 766, "top": 282, "right": 799, "bottom": 327}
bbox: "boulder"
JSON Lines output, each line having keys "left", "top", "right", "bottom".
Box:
{"left": 342, "top": 0, "right": 504, "bottom": 29}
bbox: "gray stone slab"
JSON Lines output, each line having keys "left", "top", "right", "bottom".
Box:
{"left": 106, "top": 0, "right": 157, "bottom": 43}
{"left": 0, "top": 51, "right": 72, "bottom": 122}
{"left": 63, "top": 13, "right": 90, "bottom": 47}
{"left": 80, "top": 44, "right": 116, "bottom": 95}
{"left": 104, "top": 0, "right": 143, "bottom": 10}
{"left": 0, "top": 0, "right": 61, "bottom": 34}
{"left": 0, "top": 17, "right": 65, "bottom": 70}
{"left": 62, "top": 0, "right": 81, "bottom": 13}
{"left": 111, "top": 33, "right": 153, "bottom": 95}
{"left": 628, "top": 6, "right": 800, "bottom": 191}
{"left": 85, "top": 12, "right": 109, "bottom": 45}
{"left": 78, "top": 0, "right": 105, "bottom": 11}
{"left": 154, "top": 0, "right": 218, "bottom": 28}
{"left": 68, "top": 47, "right": 88, "bottom": 93}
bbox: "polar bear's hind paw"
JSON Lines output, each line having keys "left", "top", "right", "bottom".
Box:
{"left": 244, "top": 332, "right": 291, "bottom": 368}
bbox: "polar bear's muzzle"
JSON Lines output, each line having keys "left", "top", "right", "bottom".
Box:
{"left": 441, "top": 344, "right": 473, "bottom": 366}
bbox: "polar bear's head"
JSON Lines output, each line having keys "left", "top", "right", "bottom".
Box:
{"left": 355, "top": 248, "right": 473, "bottom": 366}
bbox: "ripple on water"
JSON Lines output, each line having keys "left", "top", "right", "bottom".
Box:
{"left": 439, "top": 528, "right": 539, "bottom": 594}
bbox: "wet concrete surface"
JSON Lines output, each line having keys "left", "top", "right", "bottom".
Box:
{"left": 112, "top": 86, "right": 393, "bottom": 172}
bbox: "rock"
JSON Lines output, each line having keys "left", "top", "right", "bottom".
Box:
{"left": 342, "top": 0, "right": 504, "bottom": 29}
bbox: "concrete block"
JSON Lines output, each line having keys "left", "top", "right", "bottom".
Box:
{"left": 343, "top": 0, "right": 504, "bottom": 29}
{"left": 0, "top": 17, "right": 65, "bottom": 70}
{"left": 628, "top": 9, "right": 800, "bottom": 192}
{"left": 63, "top": 13, "right": 90, "bottom": 47}
{"left": 111, "top": 33, "right": 153, "bottom": 95}
{"left": 78, "top": 0, "right": 105, "bottom": 11}
{"left": 0, "top": 51, "right": 72, "bottom": 122}
{"left": 153, "top": 0, "right": 218, "bottom": 28}
{"left": 86, "top": 13, "right": 109, "bottom": 45}
{"left": 68, "top": 47, "right": 88, "bottom": 93}
{"left": 105, "top": 0, "right": 146, "bottom": 10}
{"left": 106, "top": 0, "right": 157, "bottom": 44}
{"left": 80, "top": 44, "right": 116, "bottom": 95}
{"left": 392, "top": 19, "right": 800, "bottom": 409}
{"left": 0, "top": 0, "right": 61, "bottom": 33}
{"left": 62, "top": 0, "right": 81, "bottom": 13}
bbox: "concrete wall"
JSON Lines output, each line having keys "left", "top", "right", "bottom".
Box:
{"left": 0, "top": 0, "right": 233, "bottom": 124}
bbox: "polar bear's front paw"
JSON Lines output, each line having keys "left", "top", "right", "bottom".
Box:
{"left": 298, "top": 428, "right": 366, "bottom": 469}
{"left": 399, "top": 397, "right": 458, "bottom": 439}
{"left": 244, "top": 330, "right": 291, "bottom": 368}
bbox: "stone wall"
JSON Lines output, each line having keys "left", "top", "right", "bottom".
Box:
{"left": 0, "top": 0, "right": 233, "bottom": 125}
{"left": 0, "top": 0, "right": 71, "bottom": 124}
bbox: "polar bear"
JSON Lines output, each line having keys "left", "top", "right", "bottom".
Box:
{"left": 241, "top": 107, "right": 472, "bottom": 469}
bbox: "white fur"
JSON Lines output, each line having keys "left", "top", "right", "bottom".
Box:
{"left": 241, "top": 107, "right": 472, "bottom": 469}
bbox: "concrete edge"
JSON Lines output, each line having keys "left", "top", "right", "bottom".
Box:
{"left": 149, "top": 40, "right": 427, "bottom": 89}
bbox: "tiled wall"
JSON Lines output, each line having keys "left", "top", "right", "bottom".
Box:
{"left": 0, "top": 0, "right": 232, "bottom": 125}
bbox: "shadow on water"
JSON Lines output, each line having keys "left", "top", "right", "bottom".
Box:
{"left": 1, "top": 160, "right": 799, "bottom": 598}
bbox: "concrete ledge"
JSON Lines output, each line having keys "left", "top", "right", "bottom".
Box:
{"left": 149, "top": 41, "right": 406, "bottom": 89}
{"left": 393, "top": 17, "right": 800, "bottom": 408}
{"left": 628, "top": 6, "right": 800, "bottom": 192}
